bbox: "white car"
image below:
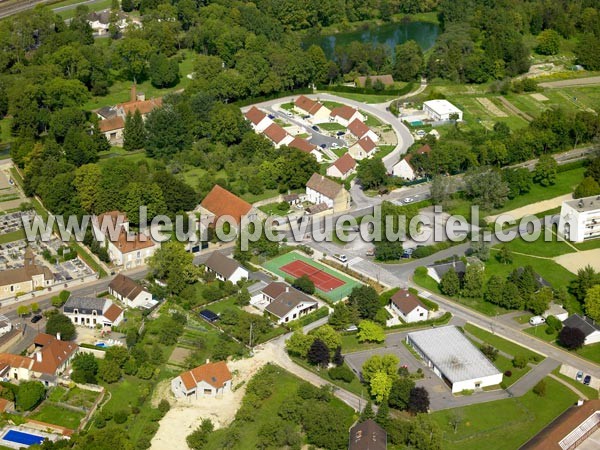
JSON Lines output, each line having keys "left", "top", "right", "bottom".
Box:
{"left": 529, "top": 316, "right": 546, "bottom": 326}
{"left": 331, "top": 143, "right": 339, "bottom": 148}
{"left": 416, "top": 130, "right": 426, "bottom": 136}
{"left": 403, "top": 197, "right": 414, "bottom": 204}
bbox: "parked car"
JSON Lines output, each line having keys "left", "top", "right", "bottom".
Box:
{"left": 331, "top": 143, "right": 339, "bottom": 148}
{"left": 31, "top": 315, "right": 42, "bottom": 323}
{"left": 576, "top": 371, "right": 584, "bottom": 382}
{"left": 285, "top": 111, "right": 293, "bottom": 117}
{"left": 312, "top": 125, "right": 320, "bottom": 131}
{"left": 584, "top": 375, "right": 591, "bottom": 385}
{"left": 529, "top": 316, "right": 546, "bottom": 326}
{"left": 302, "top": 114, "right": 310, "bottom": 119}
{"left": 336, "top": 131, "right": 345, "bottom": 136}
{"left": 268, "top": 114, "right": 275, "bottom": 119}
{"left": 320, "top": 143, "right": 327, "bottom": 149}
{"left": 345, "top": 325, "right": 358, "bottom": 332}
{"left": 334, "top": 254, "right": 348, "bottom": 263}
{"left": 403, "top": 197, "right": 414, "bottom": 204}
{"left": 416, "top": 130, "right": 426, "bottom": 136}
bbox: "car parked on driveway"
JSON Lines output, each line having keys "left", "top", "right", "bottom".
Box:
{"left": 31, "top": 315, "right": 42, "bottom": 323}
{"left": 584, "top": 375, "right": 591, "bottom": 385}
{"left": 336, "top": 131, "right": 345, "bottom": 136}
{"left": 312, "top": 125, "right": 320, "bottom": 131}
{"left": 576, "top": 371, "right": 584, "bottom": 381}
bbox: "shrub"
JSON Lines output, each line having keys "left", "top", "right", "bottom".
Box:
{"left": 328, "top": 366, "right": 355, "bottom": 383}
{"left": 94, "top": 416, "right": 106, "bottom": 429}
{"left": 480, "top": 345, "right": 499, "bottom": 362}
{"left": 512, "top": 355, "right": 528, "bottom": 369}
{"left": 113, "top": 409, "right": 128, "bottom": 424}
{"left": 545, "top": 315, "right": 562, "bottom": 333}
{"left": 158, "top": 399, "right": 170, "bottom": 414}
{"left": 504, "top": 370, "right": 512, "bottom": 377}
{"left": 533, "top": 380, "right": 547, "bottom": 397}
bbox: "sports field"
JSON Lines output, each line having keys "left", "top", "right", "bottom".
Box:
{"left": 263, "top": 251, "right": 362, "bottom": 302}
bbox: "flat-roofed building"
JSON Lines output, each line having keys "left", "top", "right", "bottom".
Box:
{"left": 406, "top": 325, "right": 503, "bottom": 393}
{"left": 423, "top": 100, "right": 463, "bottom": 121}
{"left": 558, "top": 195, "right": 600, "bottom": 242}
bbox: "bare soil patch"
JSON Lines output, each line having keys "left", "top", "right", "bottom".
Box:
{"left": 555, "top": 248, "right": 600, "bottom": 274}
{"left": 477, "top": 97, "right": 508, "bottom": 117}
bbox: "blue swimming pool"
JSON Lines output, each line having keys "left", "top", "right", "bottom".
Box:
{"left": 410, "top": 120, "right": 424, "bottom": 126}
{"left": 3, "top": 429, "right": 45, "bottom": 446}
{"left": 95, "top": 342, "right": 109, "bottom": 348}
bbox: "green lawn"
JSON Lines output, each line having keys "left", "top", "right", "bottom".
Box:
{"left": 361, "top": 111, "right": 382, "bottom": 127}
{"left": 316, "top": 122, "right": 346, "bottom": 131}
{"left": 502, "top": 233, "right": 575, "bottom": 258}
{"left": 551, "top": 368, "right": 599, "bottom": 399}
{"left": 0, "top": 228, "right": 25, "bottom": 244}
{"left": 84, "top": 49, "right": 197, "bottom": 111}
{"left": 514, "top": 313, "right": 533, "bottom": 324}
{"left": 204, "top": 365, "right": 356, "bottom": 449}
{"left": 30, "top": 403, "right": 85, "bottom": 430}
{"left": 575, "top": 342, "right": 600, "bottom": 364}
{"left": 493, "top": 354, "right": 531, "bottom": 387}
{"left": 292, "top": 356, "right": 365, "bottom": 396}
{"left": 374, "top": 144, "right": 396, "bottom": 160}
{"left": 54, "top": 0, "right": 113, "bottom": 20}
{"left": 464, "top": 323, "right": 544, "bottom": 362}
{"left": 340, "top": 332, "right": 385, "bottom": 353}
{"left": 263, "top": 251, "right": 363, "bottom": 302}
{"left": 258, "top": 201, "right": 292, "bottom": 216}
{"left": 430, "top": 377, "right": 578, "bottom": 450}
{"left": 524, "top": 324, "right": 558, "bottom": 342}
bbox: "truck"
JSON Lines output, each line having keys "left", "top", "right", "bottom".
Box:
{"left": 334, "top": 254, "right": 348, "bottom": 263}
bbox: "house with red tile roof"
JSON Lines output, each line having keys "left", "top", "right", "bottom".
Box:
{"left": 244, "top": 106, "right": 273, "bottom": 132}
{"left": 98, "top": 116, "right": 125, "bottom": 145}
{"left": 293, "top": 95, "right": 331, "bottom": 123}
{"left": 263, "top": 123, "right": 294, "bottom": 148}
{"left": 287, "top": 137, "right": 323, "bottom": 162}
{"left": 91, "top": 211, "right": 158, "bottom": 269}
{"left": 198, "top": 185, "right": 258, "bottom": 231}
{"left": 348, "top": 119, "right": 379, "bottom": 142}
{"left": 392, "top": 144, "right": 431, "bottom": 180}
{"left": 0, "top": 333, "right": 79, "bottom": 386}
{"left": 329, "top": 105, "right": 363, "bottom": 127}
{"left": 109, "top": 274, "right": 155, "bottom": 309}
{"left": 348, "top": 136, "right": 378, "bottom": 161}
{"left": 326, "top": 153, "right": 356, "bottom": 180}
{"left": 171, "top": 360, "right": 232, "bottom": 398}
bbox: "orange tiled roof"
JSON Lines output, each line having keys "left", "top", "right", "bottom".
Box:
{"left": 294, "top": 95, "right": 323, "bottom": 115}
{"left": 200, "top": 185, "right": 253, "bottom": 225}
{"left": 98, "top": 116, "right": 124, "bottom": 132}
{"left": 30, "top": 333, "right": 78, "bottom": 376}
{"left": 355, "top": 136, "right": 377, "bottom": 153}
{"left": 179, "top": 361, "right": 232, "bottom": 390}
{"left": 330, "top": 105, "right": 358, "bottom": 121}
{"left": 263, "top": 123, "right": 289, "bottom": 144}
{"left": 288, "top": 137, "right": 317, "bottom": 154}
{"left": 103, "top": 303, "right": 123, "bottom": 323}
{"left": 331, "top": 153, "right": 356, "bottom": 174}
{"left": 117, "top": 97, "right": 162, "bottom": 116}
{"left": 114, "top": 229, "right": 155, "bottom": 254}
{"left": 348, "top": 119, "right": 371, "bottom": 139}
{"left": 245, "top": 106, "right": 267, "bottom": 125}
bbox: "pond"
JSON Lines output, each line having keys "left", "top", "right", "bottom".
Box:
{"left": 305, "top": 21, "right": 440, "bottom": 60}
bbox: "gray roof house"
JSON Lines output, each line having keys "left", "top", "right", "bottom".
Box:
{"left": 562, "top": 314, "right": 600, "bottom": 345}
{"left": 204, "top": 252, "right": 249, "bottom": 284}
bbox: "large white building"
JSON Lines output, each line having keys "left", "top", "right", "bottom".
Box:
{"left": 423, "top": 100, "right": 463, "bottom": 121}
{"left": 63, "top": 297, "right": 124, "bottom": 329}
{"left": 406, "top": 326, "right": 503, "bottom": 393}
{"left": 557, "top": 195, "right": 600, "bottom": 242}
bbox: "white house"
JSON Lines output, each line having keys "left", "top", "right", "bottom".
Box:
{"left": 263, "top": 123, "right": 294, "bottom": 148}
{"left": 109, "top": 274, "right": 156, "bottom": 309}
{"left": 0, "top": 248, "right": 54, "bottom": 301}
{"left": 348, "top": 136, "right": 378, "bottom": 161}
{"left": 557, "top": 195, "right": 600, "bottom": 243}
{"left": 305, "top": 173, "right": 351, "bottom": 213}
{"left": 392, "top": 144, "right": 431, "bottom": 179}
{"left": 326, "top": 153, "right": 356, "bottom": 180}
{"left": 92, "top": 211, "right": 158, "bottom": 269}
{"left": 329, "top": 105, "right": 363, "bottom": 127}
{"left": 389, "top": 289, "right": 428, "bottom": 323}
{"left": 63, "top": 297, "right": 124, "bottom": 329}
{"left": 543, "top": 303, "right": 569, "bottom": 322}
{"left": 293, "top": 95, "right": 331, "bottom": 123}
{"left": 423, "top": 100, "right": 463, "bottom": 121}
{"left": 204, "top": 251, "right": 249, "bottom": 284}
{"left": 171, "top": 361, "right": 232, "bottom": 399}
{"left": 261, "top": 282, "right": 319, "bottom": 324}
{"left": 407, "top": 326, "right": 503, "bottom": 393}
{"left": 244, "top": 106, "right": 273, "bottom": 132}
{"left": 0, "top": 319, "right": 12, "bottom": 337}
{"left": 288, "top": 137, "right": 323, "bottom": 162}
{"left": 562, "top": 314, "right": 600, "bottom": 345}
{"left": 348, "top": 119, "right": 379, "bottom": 142}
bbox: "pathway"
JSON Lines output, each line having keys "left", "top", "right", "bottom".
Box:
{"left": 507, "top": 358, "right": 560, "bottom": 397}
{"left": 498, "top": 96, "right": 533, "bottom": 121}
{"left": 549, "top": 373, "right": 589, "bottom": 400}
{"left": 538, "top": 76, "right": 600, "bottom": 88}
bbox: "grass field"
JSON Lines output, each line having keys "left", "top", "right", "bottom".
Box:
{"left": 575, "top": 342, "right": 600, "bottom": 364}
{"left": 204, "top": 365, "right": 356, "bottom": 449}
{"left": 292, "top": 356, "right": 364, "bottom": 396}
{"left": 263, "top": 251, "right": 362, "bottom": 302}
{"left": 464, "top": 323, "right": 544, "bottom": 362}
{"left": 493, "top": 354, "right": 531, "bottom": 387}
{"left": 54, "top": 0, "right": 113, "bottom": 20}
{"left": 84, "top": 49, "right": 197, "bottom": 111}
{"left": 430, "top": 377, "right": 578, "bottom": 450}
{"left": 30, "top": 403, "right": 85, "bottom": 430}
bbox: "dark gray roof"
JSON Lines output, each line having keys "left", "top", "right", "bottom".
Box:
{"left": 204, "top": 252, "right": 244, "bottom": 279}
{"left": 349, "top": 419, "right": 387, "bottom": 450}
{"left": 432, "top": 261, "right": 466, "bottom": 278}
{"left": 563, "top": 314, "right": 600, "bottom": 337}
{"left": 63, "top": 297, "right": 107, "bottom": 315}
{"left": 96, "top": 106, "right": 117, "bottom": 119}
{"left": 265, "top": 289, "right": 316, "bottom": 318}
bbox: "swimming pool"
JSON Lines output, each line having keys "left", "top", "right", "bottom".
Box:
{"left": 95, "top": 342, "right": 108, "bottom": 348}
{"left": 3, "top": 430, "right": 45, "bottom": 446}
{"left": 410, "top": 120, "right": 424, "bottom": 126}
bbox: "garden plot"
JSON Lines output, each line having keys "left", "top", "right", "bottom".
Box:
{"left": 530, "top": 93, "right": 549, "bottom": 102}
{"left": 477, "top": 97, "right": 508, "bottom": 117}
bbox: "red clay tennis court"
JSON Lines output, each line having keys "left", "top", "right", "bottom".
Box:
{"left": 280, "top": 260, "right": 345, "bottom": 291}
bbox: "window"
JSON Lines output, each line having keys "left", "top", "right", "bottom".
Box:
{"left": 110, "top": 132, "right": 117, "bottom": 139}
{"left": 475, "top": 382, "right": 481, "bottom": 388}
{"left": 203, "top": 389, "right": 212, "bottom": 395}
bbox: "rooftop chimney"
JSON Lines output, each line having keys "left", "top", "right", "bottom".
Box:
{"left": 206, "top": 359, "right": 210, "bottom": 364}
{"left": 56, "top": 332, "right": 61, "bottom": 341}
{"left": 36, "top": 352, "right": 42, "bottom": 363}
{"left": 130, "top": 84, "right": 136, "bottom": 103}
{"left": 285, "top": 286, "right": 290, "bottom": 292}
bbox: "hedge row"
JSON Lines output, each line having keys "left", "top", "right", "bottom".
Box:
{"left": 317, "top": 82, "right": 415, "bottom": 97}
{"left": 386, "top": 312, "right": 452, "bottom": 331}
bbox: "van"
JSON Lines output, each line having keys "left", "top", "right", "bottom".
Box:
{"left": 529, "top": 316, "right": 546, "bottom": 326}
{"left": 334, "top": 254, "right": 348, "bottom": 263}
